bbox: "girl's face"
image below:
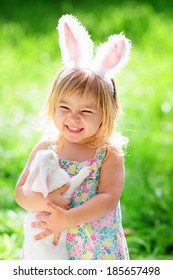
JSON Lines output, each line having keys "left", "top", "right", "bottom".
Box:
{"left": 54, "top": 92, "right": 102, "bottom": 144}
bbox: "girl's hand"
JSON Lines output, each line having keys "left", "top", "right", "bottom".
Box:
{"left": 47, "top": 183, "right": 71, "bottom": 210}
{"left": 32, "top": 200, "right": 70, "bottom": 245}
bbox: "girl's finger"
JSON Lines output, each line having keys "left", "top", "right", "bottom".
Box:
{"left": 34, "top": 229, "right": 52, "bottom": 241}
{"left": 53, "top": 232, "right": 61, "bottom": 246}
{"left": 36, "top": 213, "right": 49, "bottom": 222}
{"left": 58, "top": 183, "right": 70, "bottom": 194}
{"left": 31, "top": 221, "right": 47, "bottom": 229}
{"left": 45, "top": 200, "right": 58, "bottom": 212}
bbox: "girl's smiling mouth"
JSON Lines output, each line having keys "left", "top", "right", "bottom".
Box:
{"left": 65, "top": 125, "right": 84, "bottom": 133}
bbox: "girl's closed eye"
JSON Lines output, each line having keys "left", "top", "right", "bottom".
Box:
{"left": 81, "top": 110, "right": 94, "bottom": 114}
{"left": 81, "top": 108, "right": 96, "bottom": 114}
{"left": 59, "top": 105, "right": 70, "bottom": 110}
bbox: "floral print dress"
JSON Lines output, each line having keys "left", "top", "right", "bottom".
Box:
{"left": 59, "top": 148, "right": 129, "bottom": 260}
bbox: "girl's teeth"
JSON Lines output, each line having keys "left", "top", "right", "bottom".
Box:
{"left": 68, "top": 126, "right": 81, "bottom": 131}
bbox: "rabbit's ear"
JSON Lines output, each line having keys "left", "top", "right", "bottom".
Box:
{"left": 23, "top": 163, "right": 39, "bottom": 196}
{"left": 64, "top": 23, "right": 79, "bottom": 66}
{"left": 39, "top": 169, "right": 51, "bottom": 198}
{"left": 92, "top": 33, "right": 132, "bottom": 78}
{"left": 57, "top": 14, "right": 94, "bottom": 68}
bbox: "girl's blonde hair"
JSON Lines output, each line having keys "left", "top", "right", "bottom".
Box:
{"left": 43, "top": 68, "right": 120, "bottom": 150}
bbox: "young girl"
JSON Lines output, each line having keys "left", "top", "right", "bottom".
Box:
{"left": 15, "top": 14, "right": 132, "bottom": 260}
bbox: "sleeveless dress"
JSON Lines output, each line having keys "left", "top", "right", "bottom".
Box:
{"left": 59, "top": 148, "right": 129, "bottom": 260}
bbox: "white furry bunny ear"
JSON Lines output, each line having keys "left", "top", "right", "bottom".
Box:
{"left": 92, "top": 33, "right": 132, "bottom": 78}
{"left": 57, "top": 14, "right": 94, "bottom": 68}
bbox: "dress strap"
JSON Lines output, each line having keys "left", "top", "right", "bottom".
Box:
{"left": 95, "top": 148, "right": 107, "bottom": 168}
{"left": 47, "top": 141, "right": 57, "bottom": 152}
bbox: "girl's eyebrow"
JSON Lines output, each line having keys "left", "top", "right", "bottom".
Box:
{"left": 82, "top": 104, "right": 98, "bottom": 110}
{"left": 59, "top": 101, "right": 69, "bottom": 105}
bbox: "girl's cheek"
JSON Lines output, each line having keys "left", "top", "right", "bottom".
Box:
{"left": 55, "top": 110, "right": 66, "bottom": 120}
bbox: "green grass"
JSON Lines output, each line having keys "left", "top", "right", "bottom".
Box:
{"left": 0, "top": 0, "right": 173, "bottom": 260}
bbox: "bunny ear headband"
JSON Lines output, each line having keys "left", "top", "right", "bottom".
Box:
{"left": 57, "top": 14, "right": 132, "bottom": 87}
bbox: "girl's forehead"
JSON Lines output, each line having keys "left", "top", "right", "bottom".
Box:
{"left": 59, "top": 90, "right": 99, "bottom": 107}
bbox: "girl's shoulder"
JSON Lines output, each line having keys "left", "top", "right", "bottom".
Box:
{"left": 97, "top": 146, "right": 125, "bottom": 195}
{"left": 18, "top": 139, "right": 51, "bottom": 178}
{"left": 32, "top": 139, "right": 50, "bottom": 152}
{"left": 100, "top": 144, "right": 124, "bottom": 162}
{"left": 94, "top": 145, "right": 124, "bottom": 171}
{"left": 28, "top": 139, "right": 51, "bottom": 162}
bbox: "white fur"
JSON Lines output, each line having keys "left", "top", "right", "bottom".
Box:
{"left": 57, "top": 14, "right": 132, "bottom": 80}
{"left": 91, "top": 33, "right": 132, "bottom": 78}
{"left": 22, "top": 150, "right": 91, "bottom": 259}
{"left": 57, "top": 14, "right": 93, "bottom": 68}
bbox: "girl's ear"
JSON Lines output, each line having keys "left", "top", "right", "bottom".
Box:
{"left": 57, "top": 14, "right": 93, "bottom": 68}
{"left": 92, "top": 33, "right": 132, "bottom": 78}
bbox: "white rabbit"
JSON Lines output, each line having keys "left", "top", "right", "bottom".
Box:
{"left": 22, "top": 149, "right": 91, "bottom": 260}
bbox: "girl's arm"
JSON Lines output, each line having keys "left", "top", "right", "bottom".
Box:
{"left": 33, "top": 150, "right": 125, "bottom": 243}
{"left": 15, "top": 140, "right": 70, "bottom": 212}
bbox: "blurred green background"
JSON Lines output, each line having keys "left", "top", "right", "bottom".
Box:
{"left": 0, "top": 0, "right": 173, "bottom": 260}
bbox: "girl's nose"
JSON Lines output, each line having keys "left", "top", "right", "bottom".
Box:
{"left": 68, "top": 111, "right": 80, "bottom": 121}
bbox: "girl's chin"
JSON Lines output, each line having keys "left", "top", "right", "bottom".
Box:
{"left": 64, "top": 130, "right": 84, "bottom": 143}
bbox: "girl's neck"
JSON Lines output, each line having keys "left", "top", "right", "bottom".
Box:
{"left": 56, "top": 138, "right": 97, "bottom": 161}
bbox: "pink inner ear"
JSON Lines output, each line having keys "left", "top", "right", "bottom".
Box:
{"left": 41, "top": 174, "right": 51, "bottom": 198}
{"left": 102, "top": 40, "right": 125, "bottom": 71}
{"left": 46, "top": 175, "right": 51, "bottom": 190}
{"left": 64, "top": 23, "right": 79, "bottom": 65}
